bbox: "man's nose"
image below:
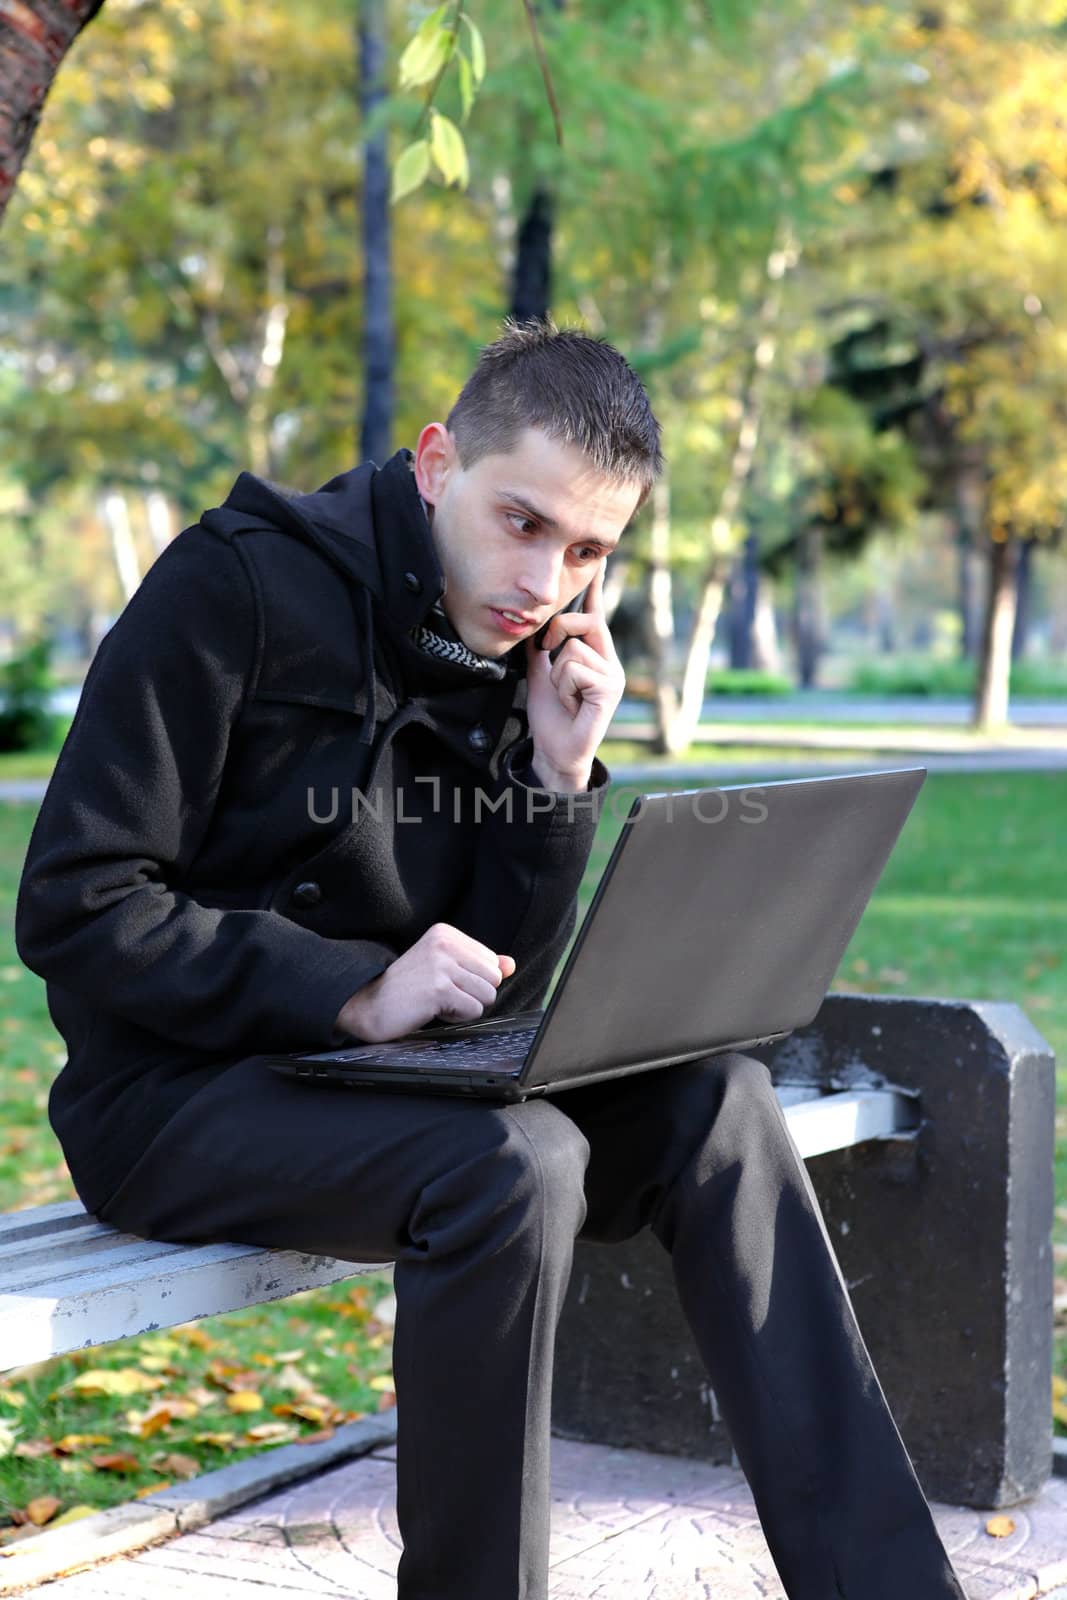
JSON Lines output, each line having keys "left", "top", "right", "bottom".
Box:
{"left": 517, "top": 550, "right": 563, "bottom": 607}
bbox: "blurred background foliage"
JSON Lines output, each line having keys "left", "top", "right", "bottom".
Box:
{"left": 1, "top": 0, "right": 1066, "bottom": 743}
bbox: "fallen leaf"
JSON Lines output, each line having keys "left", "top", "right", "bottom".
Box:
{"left": 190, "top": 1432, "right": 236, "bottom": 1448}
{"left": 274, "top": 1349, "right": 305, "bottom": 1364}
{"left": 376, "top": 1391, "right": 397, "bottom": 1412}
{"left": 295, "top": 1427, "right": 336, "bottom": 1445}
{"left": 225, "top": 1391, "right": 263, "bottom": 1414}
{"left": 48, "top": 1506, "right": 96, "bottom": 1529}
{"left": 151, "top": 1453, "right": 199, "bottom": 1479}
{"left": 134, "top": 1483, "right": 170, "bottom": 1498}
{"left": 172, "top": 1324, "right": 214, "bottom": 1349}
{"left": 244, "top": 1423, "right": 298, "bottom": 1444}
{"left": 13, "top": 1440, "right": 56, "bottom": 1460}
{"left": 272, "top": 1402, "right": 329, "bottom": 1426}
{"left": 984, "top": 1515, "right": 1016, "bottom": 1538}
{"left": 68, "top": 1369, "right": 165, "bottom": 1398}
{"left": 25, "top": 1497, "right": 61, "bottom": 1527}
{"left": 89, "top": 1452, "right": 141, "bottom": 1474}
{"left": 53, "top": 1434, "right": 112, "bottom": 1454}
{"left": 368, "top": 1375, "right": 395, "bottom": 1392}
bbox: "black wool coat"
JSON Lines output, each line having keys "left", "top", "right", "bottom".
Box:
{"left": 15, "top": 449, "right": 608, "bottom": 1215}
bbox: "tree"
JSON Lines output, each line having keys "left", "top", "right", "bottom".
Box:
{"left": 0, "top": 0, "right": 105, "bottom": 219}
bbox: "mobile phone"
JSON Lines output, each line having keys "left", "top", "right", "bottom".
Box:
{"left": 534, "top": 584, "right": 591, "bottom": 663}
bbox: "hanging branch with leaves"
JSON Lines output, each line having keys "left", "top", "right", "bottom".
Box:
{"left": 391, "top": 1, "right": 562, "bottom": 204}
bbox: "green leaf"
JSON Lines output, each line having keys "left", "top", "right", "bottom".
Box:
{"left": 459, "top": 13, "right": 486, "bottom": 85}
{"left": 457, "top": 52, "right": 474, "bottom": 124}
{"left": 398, "top": 5, "right": 453, "bottom": 90}
{"left": 429, "top": 111, "right": 469, "bottom": 188}
{"left": 391, "top": 139, "right": 431, "bottom": 203}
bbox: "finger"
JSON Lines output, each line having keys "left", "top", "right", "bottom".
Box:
{"left": 549, "top": 635, "right": 608, "bottom": 688}
{"left": 584, "top": 557, "right": 607, "bottom": 615}
{"left": 448, "top": 966, "right": 501, "bottom": 1009}
{"left": 440, "top": 924, "right": 511, "bottom": 977}
{"left": 498, "top": 954, "right": 516, "bottom": 979}
{"left": 541, "top": 610, "right": 609, "bottom": 658}
{"left": 435, "top": 985, "right": 484, "bottom": 1024}
{"left": 553, "top": 656, "right": 601, "bottom": 716}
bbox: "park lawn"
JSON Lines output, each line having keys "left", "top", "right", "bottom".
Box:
{"left": 0, "top": 766, "right": 1064, "bottom": 1537}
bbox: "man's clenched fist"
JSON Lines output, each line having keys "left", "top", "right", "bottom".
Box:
{"left": 334, "top": 923, "right": 516, "bottom": 1043}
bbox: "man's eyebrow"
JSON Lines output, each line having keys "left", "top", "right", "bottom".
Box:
{"left": 496, "top": 488, "right": 619, "bottom": 550}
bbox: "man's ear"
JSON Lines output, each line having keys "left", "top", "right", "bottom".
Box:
{"left": 413, "top": 422, "right": 454, "bottom": 506}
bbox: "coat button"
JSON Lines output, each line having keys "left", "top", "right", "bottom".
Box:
{"left": 292, "top": 880, "right": 322, "bottom": 907}
{"left": 403, "top": 571, "right": 422, "bottom": 594}
{"left": 468, "top": 725, "right": 491, "bottom": 752}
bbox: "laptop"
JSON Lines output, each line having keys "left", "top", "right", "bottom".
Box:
{"left": 262, "top": 766, "right": 926, "bottom": 1102}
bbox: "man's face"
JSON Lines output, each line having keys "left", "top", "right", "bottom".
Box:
{"left": 412, "top": 423, "right": 642, "bottom": 658}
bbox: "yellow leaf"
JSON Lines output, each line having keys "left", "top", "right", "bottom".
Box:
{"left": 274, "top": 1349, "right": 305, "bottom": 1364}
{"left": 190, "top": 1432, "right": 236, "bottom": 1448}
{"left": 68, "top": 1368, "right": 164, "bottom": 1397}
{"left": 0, "top": 1390, "right": 26, "bottom": 1408}
{"left": 430, "top": 112, "right": 468, "bottom": 189}
{"left": 226, "top": 1391, "right": 263, "bottom": 1413}
{"left": 245, "top": 1422, "right": 297, "bottom": 1444}
{"left": 272, "top": 1402, "right": 327, "bottom": 1425}
{"left": 135, "top": 1482, "right": 169, "bottom": 1498}
{"left": 173, "top": 1324, "right": 214, "bottom": 1349}
{"left": 47, "top": 1505, "right": 96, "bottom": 1529}
{"left": 53, "top": 1434, "right": 112, "bottom": 1454}
{"left": 368, "top": 1375, "right": 395, "bottom": 1392}
{"left": 460, "top": 13, "right": 486, "bottom": 84}
{"left": 391, "top": 140, "right": 431, "bottom": 205}
{"left": 984, "top": 1515, "right": 1016, "bottom": 1537}
{"left": 398, "top": 6, "right": 452, "bottom": 90}
{"left": 25, "top": 1496, "right": 61, "bottom": 1527}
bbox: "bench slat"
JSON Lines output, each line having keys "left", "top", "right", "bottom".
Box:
{"left": 0, "top": 1087, "right": 915, "bottom": 1370}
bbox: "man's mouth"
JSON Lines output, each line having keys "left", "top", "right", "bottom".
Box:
{"left": 489, "top": 607, "right": 537, "bottom": 636}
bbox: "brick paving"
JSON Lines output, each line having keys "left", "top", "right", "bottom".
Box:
{"left": 19, "top": 1436, "right": 1067, "bottom": 1599}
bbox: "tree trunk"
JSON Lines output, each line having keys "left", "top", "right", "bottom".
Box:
{"left": 511, "top": 186, "right": 553, "bottom": 322}
{"left": 509, "top": 0, "right": 562, "bottom": 324}
{"left": 98, "top": 490, "right": 141, "bottom": 603}
{"left": 727, "top": 528, "right": 760, "bottom": 669}
{"left": 1010, "top": 536, "right": 1037, "bottom": 662}
{"left": 751, "top": 581, "right": 782, "bottom": 673}
{"left": 664, "top": 230, "right": 797, "bottom": 746}
{"left": 955, "top": 456, "right": 984, "bottom": 660}
{"left": 143, "top": 489, "right": 175, "bottom": 557}
{"left": 973, "top": 536, "right": 1019, "bottom": 730}
{"left": 359, "top": 0, "right": 393, "bottom": 466}
{"left": 793, "top": 523, "right": 824, "bottom": 689}
{"left": 646, "top": 472, "right": 680, "bottom": 754}
{"left": 0, "top": 0, "right": 106, "bottom": 223}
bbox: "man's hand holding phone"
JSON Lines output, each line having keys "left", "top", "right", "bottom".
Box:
{"left": 523, "top": 558, "right": 624, "bottom": 792}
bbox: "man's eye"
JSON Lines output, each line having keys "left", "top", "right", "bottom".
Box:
{"left": 507, "top": 513, "right": 536, "bottom": 534}
{"left": 577, "top": 546, "right": 601, "bottom": 562}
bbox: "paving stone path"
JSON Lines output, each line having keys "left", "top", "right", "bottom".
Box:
{"left": 17, "top": 1436, "right": 1067, "bottom": 1599}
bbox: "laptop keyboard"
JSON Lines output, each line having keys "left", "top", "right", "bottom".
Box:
{"left": 334, "top": 1027, "right": 539, "bottom": 1072}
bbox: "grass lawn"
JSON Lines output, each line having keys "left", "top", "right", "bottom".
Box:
{"left": 0, "top": 765, "right": 1065, "bottom": 1540}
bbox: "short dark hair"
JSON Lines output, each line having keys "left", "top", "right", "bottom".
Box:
{"left": 445, "top": 317, "right": 664, "bottom": 514}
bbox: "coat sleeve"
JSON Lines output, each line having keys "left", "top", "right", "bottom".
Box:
{"left": 447, "top": 734, "right": 610, "bottom": 1014}
{"left": 14, "top": 526, "right": 396, "bottom": 1056}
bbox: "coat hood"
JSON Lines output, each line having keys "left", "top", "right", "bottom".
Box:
{"left": 198, "top": 448, "right": 525, "bottom": 749}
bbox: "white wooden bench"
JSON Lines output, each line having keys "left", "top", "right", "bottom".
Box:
{"left": 0, "top": 1084, "right": 915, "bottom": 1373}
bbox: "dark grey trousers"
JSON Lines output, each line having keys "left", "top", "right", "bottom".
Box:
{"left": 95, "top": 1049, "right": 967, "bottom": 1600}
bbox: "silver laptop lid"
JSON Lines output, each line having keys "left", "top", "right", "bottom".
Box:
{"left": 520, "top": 767, "right": 926, "bottom": 1090}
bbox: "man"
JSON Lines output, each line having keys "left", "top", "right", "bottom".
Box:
{"left": 15, "top": 320, "right": 966, "bottom": 1599}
